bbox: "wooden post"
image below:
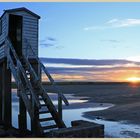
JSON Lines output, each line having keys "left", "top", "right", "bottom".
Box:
{"left": 2, "top": 59, "right": 12, "bottom": 129}
{"left": 0, "top": 63, "right": 2, "bottom": 122}
{"left": 31, "top": 99, "right": 39, "bottom": 135}
{"left": 58, "top": 95, "right": 62, "bottom": 120}
{"left": 18, "top": 66, "right": 27, "bottom": 134}
{"left": 18, "top": 90, "right": 27, "bottom": 134}
{"left": 30, "top": 59, "right": 39, "bottom": 135}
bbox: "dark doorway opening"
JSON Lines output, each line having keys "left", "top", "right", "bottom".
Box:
{"left": 8, "top": 14, "right": 23, "bottom": 57}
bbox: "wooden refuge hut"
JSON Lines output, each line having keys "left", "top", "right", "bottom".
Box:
{"left": 0, "top": 7, "right": 68, "bottom": 136}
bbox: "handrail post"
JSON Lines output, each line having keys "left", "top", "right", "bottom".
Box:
{"left": 58, "top": 94, "right": 62, "bottom": 120}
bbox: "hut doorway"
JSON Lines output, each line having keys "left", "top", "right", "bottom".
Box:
{"left": 8, "top": 14, "right": 23, "bottom": 57}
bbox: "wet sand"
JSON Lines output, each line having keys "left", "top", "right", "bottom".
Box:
{"left": 45, "top": 82, "right": 140, "bottom": 125}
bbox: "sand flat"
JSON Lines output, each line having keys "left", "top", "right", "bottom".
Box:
{"left": 44, "top": 82, "right": 140, "bottom": 124}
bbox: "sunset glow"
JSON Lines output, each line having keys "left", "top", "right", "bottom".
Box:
{"left": 126, "top": 77, "right": 140, "bottom": 83}
{"left": 3, "top": 3, "right": 140, "bottom": 82}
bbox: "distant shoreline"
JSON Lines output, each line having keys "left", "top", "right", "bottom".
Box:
{"left": 12, "top": 81, "right": 135, "bottom": 88}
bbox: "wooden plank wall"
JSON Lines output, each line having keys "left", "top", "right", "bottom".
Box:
{"left": 0, "top": 14, "right": 8, "bottom": 59}
{"left": 0, "top": 11, "right": 39, "bottom": 59}
{"left": 9, "top": 11, "right": 39, "bottom": 58}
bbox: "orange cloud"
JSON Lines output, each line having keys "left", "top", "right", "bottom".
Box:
{"left": 41, "top": 68, "right": 140, "bottom": 82}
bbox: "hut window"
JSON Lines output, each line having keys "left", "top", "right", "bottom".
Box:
{"left": 0, "top": 20, "right": 1, "bottom": 35}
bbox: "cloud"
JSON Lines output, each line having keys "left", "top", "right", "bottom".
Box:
{"left": 40, "top": 43, "right": 55, "bottom": 47}
{"left": 40, "top": 37, "right": 57, "bottom": 42}
{"left": 107, "top": 19, "right": 118, "bottom": 24}
{"left": 46, "top": 65, "right": 140, "bottom": 75}
{"left": 127, "top": 56, "right": 140, "bottom": 62}
{"left": 40, "top": 57, "right": 140, "bottom": 82}
{"left": 84, "top": 26, "right": 108, "bottom": 31}
{"left": 47, "top": 37, "right": 57, "bottom": 42}
{"left": 101, "top": 39, "right": 121, "bottom": 43}
{"left": 40, "top": 57, "right": 140, "bottom": 66}
{"left": 39, "top": 36, "right": 62, "bottom": 49}
{"left": 84, "top": 18, "right": 140, "bottom": 31}
{"left": 107, "top": 18, "right": 140, "bottom": 27}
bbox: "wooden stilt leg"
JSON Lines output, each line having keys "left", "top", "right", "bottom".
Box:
{"left": 0, "top": 63, "right": 2, "bottom": 122}
{"left": 18, "top": 92, "right": 27, "bottom": 134}
{"left": 31, "top": 99, "right": 39, "bottom": 136}
{"left": 30, "top": 60, "right": 39, "bottom": 136}
{"left": 2, "top": 59, "right": 12, "bottom": 129}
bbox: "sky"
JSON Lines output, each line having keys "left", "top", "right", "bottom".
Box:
{"left": 1, "top": 2, "right": 140, "bottom": 82}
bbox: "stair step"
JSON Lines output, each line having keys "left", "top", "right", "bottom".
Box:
{"left": 38, "top": 95, "right": 43, "bottom": 99}
{"left": 34, "top": 88, "right": 41, "bottom": 92}
{"left": 42, "top": 125, "right": 57, "bottom": 130}
{"left": 40, "top": 103, "right": 46, "bottom": 107}
{"left": 39, "top": 117, "right": 54, "bottom": 122}
{"left": 22, "top": 64, "right": 27, "bottom": 67}
{"left": 39, "top": 110, "right": 50, "bottom": 114}
{"left": 26, "top": 92, "right": 31, "bottom": 95}
{"left": 34, "top": 86, "right": 40, "bottom": 89}
{"left": 26, "top": 71, "right": 30, "bottom": 74}
{"left": 39, "top": 97, "right": 43, "bottom": 101}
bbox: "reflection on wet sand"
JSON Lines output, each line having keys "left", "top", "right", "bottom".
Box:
{"left": 12, "top": 89, "right": 140, "bottom": 138}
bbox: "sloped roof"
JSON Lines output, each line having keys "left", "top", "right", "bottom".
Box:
{"left": 2, "top": 7, "right": 40, "bottom": 19}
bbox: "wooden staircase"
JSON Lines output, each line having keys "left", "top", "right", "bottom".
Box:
{"left": 5, "top": 37, "right": 69, "bottom": 136}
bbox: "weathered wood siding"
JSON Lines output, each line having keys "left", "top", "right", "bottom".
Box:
{"left": 0, "top": 13, "right": 8, "bottom": 59}
{"left": 0, "top": 11, "right": 39, "bottom": 60}
{"left": 8, "top": 11, "right": 39, "bottom": 58}
{"left": 0, "top": 45, "right": 5, "bottom": 58}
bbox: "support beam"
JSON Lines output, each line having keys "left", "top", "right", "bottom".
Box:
{"left": 18, "top": 91, "right": 27, "bottom": 135}
{"left": 18, "top": 67, "right": 27, "bottom": 134}
{"left": 31, "top": 100, "right": 39, "bottom": 135}
{"left": 58, "top": 95, "right": 62, "bottom": 120}
{"left": 2, "top": 59, "right": 12, "bottom": 129}
{"left": 0, "top": 63, "right": 3, "bottom": 122}
{"left": 30, "top": 59, "right": 39, "bottom": 135}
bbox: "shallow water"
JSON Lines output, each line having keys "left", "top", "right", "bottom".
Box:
{"left": 11, "top": 89, "right": 140, "bottom": 138}
{"left": 63, "top": 108, "right": 140, "bottom": 137}
{"left": 94, "top": 119, "right": 140, "bottom": 138}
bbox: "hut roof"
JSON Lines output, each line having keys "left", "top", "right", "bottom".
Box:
{"left": 1, "top": 7, "right": 40, "bottom": 19}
